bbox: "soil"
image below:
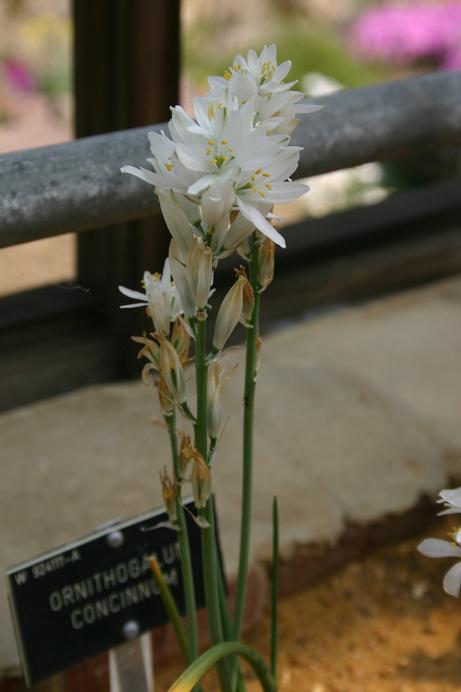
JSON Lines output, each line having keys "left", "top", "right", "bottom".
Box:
{"left": 157, "top": 530, "right": 461, "bottom": 691}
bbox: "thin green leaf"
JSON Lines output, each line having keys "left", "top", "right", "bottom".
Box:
{"left": 168, "top": 642, "right": 276, "bottom": 692}
{"left": 270, "top": 497, "right": 280, "bottom": 681}
{"left": 149, "top": 556, "right": 190, "bottom": 662}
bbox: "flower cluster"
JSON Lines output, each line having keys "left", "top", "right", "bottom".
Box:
{"left": 351, "top": 0, "right": 461, "bottom": 70}
{"left": 119, "top": 45, "right": 319, "bottom": 518}
{"left": 121, "top": 44, "right": 319, "bottom": 255}
{"left": 418, "top": 488, "right": 461, "bottom": 597}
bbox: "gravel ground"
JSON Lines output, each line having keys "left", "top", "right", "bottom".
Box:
{"left": 157, "top": 528, "right": 461, "bottom": 691}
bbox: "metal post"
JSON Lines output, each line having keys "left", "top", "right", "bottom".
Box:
{"left": 73, "top": 0, "right": 181, "bottom": 376}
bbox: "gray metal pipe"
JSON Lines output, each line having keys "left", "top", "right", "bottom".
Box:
{"left": 1, "top": 71, "right": 460, "bottom": 248}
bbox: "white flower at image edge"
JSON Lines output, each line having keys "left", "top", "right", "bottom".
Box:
{"left": 418, "top": 536, "right": 461, "bottom": 597}
{"left": 118, "top": 258, "right": 182, "bottom": 334}
{"left": 436, "top": 488, "right": 461, "bottom": 515}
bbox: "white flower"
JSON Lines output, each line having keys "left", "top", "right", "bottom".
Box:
{"left": 418, "top": 537, "right": 461, "bottom": 597}
{"left": 118, "top": 258, "right": 182, "bottom": 335}
{"left": 121, "top": 44, "right": 313, "bottom": 254}
{"left": 208, "top": 45, "right": 322, "bottom": 134}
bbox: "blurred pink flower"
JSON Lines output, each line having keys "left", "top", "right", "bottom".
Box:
{"left": 3, "top": 58, "right": 35, "bottom": 93}
{"left": 351, "top": 1, "right": 461, "bottom": 67}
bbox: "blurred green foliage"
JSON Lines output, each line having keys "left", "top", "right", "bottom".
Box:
{"left": 183, "top": 19, "right": 392, "bottom": 91}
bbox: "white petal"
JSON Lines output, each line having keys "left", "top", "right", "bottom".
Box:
{"left": 118, "top": 285, "right": 147, "bottom": 301}
{"left": 160, "top": 258, "right": 171, "bottom": 288}
{"left": 237, "top": 197, "right": 286, "bottom": 249}
{"left": 120, "top": 302, "right": 148, "bottom": 309}
{"left": 157, "top": 190, "right": 194, "bottom": 258}
{"left": 439, "top": 488, "right": 461, "bottom": 508}
{"left": 187, "top": 175, "right": 215, "bottom": 196}
{"left": 294, "top": 103, "right": 324, "bottom": 114}
{"left": 262, "top": 181, "right": 309, "bottom": 203}
{"left": 120, "top": 165, "right": 159, "bottom": 186}
{"left": 437, "top": 508, "right": 461, "bottom": 516}
{"left": 443, "top": 561, "right": 461, "bottom": 597}
{"left": 275, "top": 60, "right": 292, "bottom": 82}
{"left": 176, "top": 142, "right": 210, "bottom": 172}
{"left": 417, "top": 538, "right": 461, "bottom": 558}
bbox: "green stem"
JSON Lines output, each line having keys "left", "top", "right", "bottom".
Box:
{"left": 270, "top": 497, "right": 279, "bottom": 681}
{"left": 233, "top": 235, "right": 261, "bottom": 639}
{"left": 195, "top": 318, "right": 230, "bottom": 692}
{"left": 218, "top": 572, "right": 247, "bottom": 692}
{"left": 149, "top": 556, "right": 189, "bottom": 662}
{"left": 165, "top": 412, "right": 200, "bottom": 665}
{"left": 167, "top": 642, "right": 277, "bottom": 692}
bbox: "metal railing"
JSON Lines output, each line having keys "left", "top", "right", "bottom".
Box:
{"left": 1, "top": 71, "right": 461, "bottom": 249}
{"left": 1, "top": 70, "right": 461, "bottom": 412}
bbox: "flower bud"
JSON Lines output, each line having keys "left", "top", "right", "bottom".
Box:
{"left": 220, "top": 212, "right": 254, "bottom": 257}
{"left": 241, "top": 276, "right": 255, "bottom": 326}
{"left": 169, "top": 241, "right": 196, "bottom": 319}
{"left": 258, "top": 238, "right": 275, "bottom": 291}
{"left": 188, "top": 237, "right": 213, "bottom": 309}
{"left": 157, "top": 189, "right": 194, "bottom": 259}
{"left": 212, "top": 269, "right": 251, "bottom": 351}
{"left": 160, "top": 467, "right": 178, "bottom": 523}
{"left": 158, "top": 335, "right": 187, "bottom": 405}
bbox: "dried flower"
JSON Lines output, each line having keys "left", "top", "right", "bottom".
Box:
{"left": 158, "top": 335, "right": 187, "bottom": 405}
{"left": 207, "top": 358, "right": 238, "bottom": 439}
{"left": 190, "top": 451, "right": 212, "bottom": 510}
{"left": 258, "top": 237, "right": 275, "bottom": 291}
{"left": 160, "top": 467, "right": 178, "bottom": 523}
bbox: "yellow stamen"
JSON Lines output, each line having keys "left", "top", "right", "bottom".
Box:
{"left": 164, "top": 163, "right": 173, "bottom": 171}
{"left": 265, "top": 183, "right": 272, "bottom": 190}
{"left": 262, "top": 171, "right": 271, "bottom": 177}
{"left": 224, "top": 70, "right": 232, "bottom": 80}
{"left": 255, "top": 168, "right": 262, "bottom": 174}
{"left": 208, "top": 140, "right": 214, "bottom": 145}
{"left": 251, "top": 186, "right": 257, "bottom": 193}
{"left": 220, "top": 139, "right": 228, "bottom": 145}
{"left": 258, "top": 191, "right": 266, "bottom": 198}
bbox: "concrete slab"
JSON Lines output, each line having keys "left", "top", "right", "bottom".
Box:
{"left": 2, "top": 276, "right": 461, "bottom": 670}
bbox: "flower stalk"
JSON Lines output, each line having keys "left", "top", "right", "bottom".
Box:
{"left": 233, "top": 235, "right": 262, "bottom": 640}
{"left": 165, "top": 411, "right": 200, "bottom": 665}
{"left": 119, "top": 43, "right": 318, "bottom": 692}
{"left": 194, "top": 317, "right": 231, "bottom": 692}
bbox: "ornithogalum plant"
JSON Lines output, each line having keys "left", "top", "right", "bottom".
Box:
{"left": 119, "top": 45, "right": 321, "bottom": 691}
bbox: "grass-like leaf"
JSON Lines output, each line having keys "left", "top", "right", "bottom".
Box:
{"left": 270, "top": 497, "right": 279, "bottom": 681}
{"left": 168, "top": 642, "right": 276, "bottom": 692}
{"left": 149, "top": 556, "right": 190, "bottom": 662}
